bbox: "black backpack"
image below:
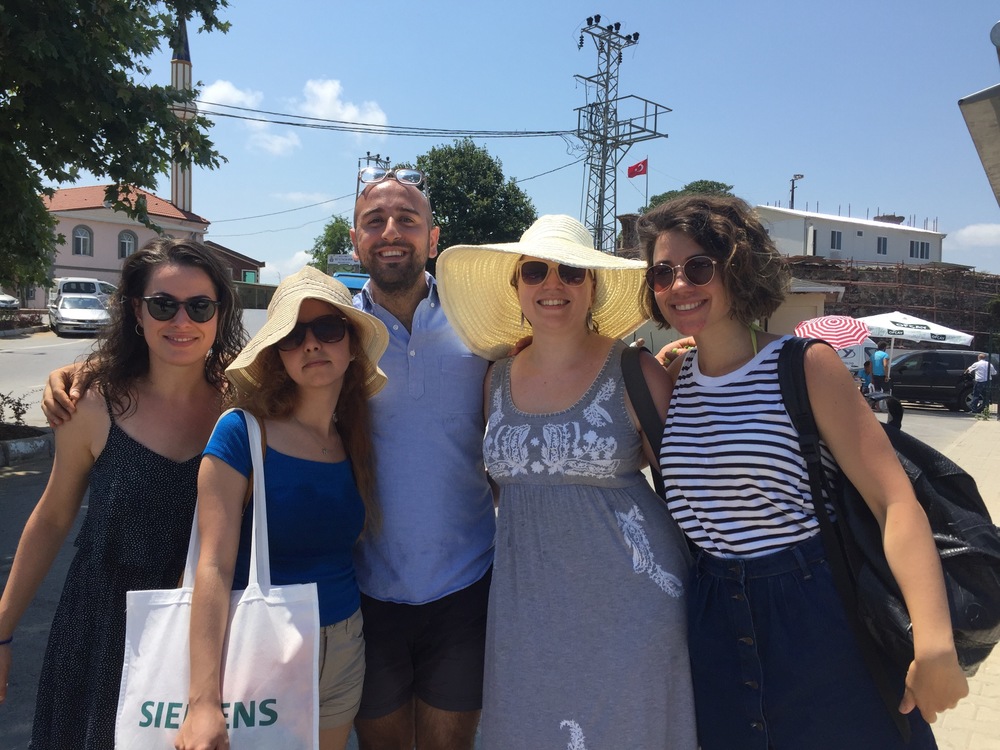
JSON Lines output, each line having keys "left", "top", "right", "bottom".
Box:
{"left": 779, "top": 337, "right": 1000, "bottom": 737}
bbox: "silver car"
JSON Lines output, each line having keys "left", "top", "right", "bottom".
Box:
{"left": 48, "top": 294, "right": 111, "bottom": 336}
{"left": 0, "top": 293, "right": 19, "bottom": 310}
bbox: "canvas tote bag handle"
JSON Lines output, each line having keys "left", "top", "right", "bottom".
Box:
{"left": 181, "top": 408, "right": 271, "bottom": 592}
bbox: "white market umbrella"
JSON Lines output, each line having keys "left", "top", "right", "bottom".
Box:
{"left": 856, "top": 311, "right": 974, "bottom": 374}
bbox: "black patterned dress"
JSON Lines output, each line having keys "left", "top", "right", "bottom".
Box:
{"left": 29, "top": 402, "right": 200, "bottom": 750}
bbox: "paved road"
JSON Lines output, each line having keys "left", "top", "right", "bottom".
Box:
{"left": 0, "top": 326, "right": 992, "bottom": 748}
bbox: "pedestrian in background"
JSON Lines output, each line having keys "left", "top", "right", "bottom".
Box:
{"left": 0, "top": 239, "right": 245, "bottom": 749}
{"left": 965, "top": 352, "right": 997, "bottom": 414}
{"left": 871, "top": 341, "right": 890, "bottom": 392}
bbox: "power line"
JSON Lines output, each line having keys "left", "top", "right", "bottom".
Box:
{"left": 199, "top": 101, "right": 574, "bottom": 139}
{"left": 210, "top": 191, "right": 355, "bottom": 223}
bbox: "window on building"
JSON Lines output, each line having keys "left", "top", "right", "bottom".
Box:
{"left": 909, "top": 240, "right": 930, "bottom": 259}
{"left": 857, "top": 230, "right": 864, "bottom": 237}
{"left": 24, "top": 287, "right": 35, "bottom": 300}
{"left": 830, "top": 230, "right": 842, "bottom": 250}
{"left": 72, "top": 226, "right": 93, "bottom": 256}
{"left": 877, "top": 236, "right": 888, "bottom": 255}
{"left": 118, "top": 231, "right": 137, "bottom": 259}
{"left": 242, "top": 270, "right": 258, "bottom": 283}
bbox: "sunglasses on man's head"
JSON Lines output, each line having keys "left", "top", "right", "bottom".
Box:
{"left": 517, "top": 260, "right": 589, "bottom": 287}
{"left": 141, "top": 295, "right": 220, "bottom": 323}
{"left": 644, "top": 256, "right": 718, "bottom": 293}
{"left": 276, "top": 315, "right": 349, "bottom": 351}
{"left": 356, "top": 167, "right": 428, "bottom": 201}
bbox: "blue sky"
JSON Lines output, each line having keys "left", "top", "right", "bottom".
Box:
{"left": 76, "top": 1, "right": 1000, "bottom": 282}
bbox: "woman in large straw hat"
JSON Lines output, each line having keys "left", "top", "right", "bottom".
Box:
{"left": 176, "top": 266, "right": 389, "bottom": 750}
{"left": 639, "top": 195, "right": 966, "bottom": 748}
{"left": 437, "top": 215, "right": 696, "bottom": 749}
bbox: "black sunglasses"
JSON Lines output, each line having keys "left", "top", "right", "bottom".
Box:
{"left": 141, "top": 295, "right": 220, "bottom": 323}
{"left": 276, "top": 315, "right": 349, "bottom": 351}
{"left": 517, "top": 260, "right": 589, "bottom": 287}
{"left": 645, "top": 256, "right": 718, "bottom": 293}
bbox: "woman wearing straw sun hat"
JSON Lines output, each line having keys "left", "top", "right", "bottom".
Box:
{"left": 437, "top": 215, "right": 696, "bottom": 749}
{"left": 177, "top": 266, "right": 389, "bottom": 750}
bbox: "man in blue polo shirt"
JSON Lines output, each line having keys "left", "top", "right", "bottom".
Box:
{"left": 870, "top": 342, "right": 889, "bottom": 392}
{"left": 349, "top": 167, "right": 495, "bottom": 750}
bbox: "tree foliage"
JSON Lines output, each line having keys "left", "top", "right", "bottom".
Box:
{"left": 0, "top": 0, "right": 230, "bottom": 290}
{"left": 309, "top": 215, "right": 354, "bottom": 272}
{"left": 642, "top": 179, "right": 735, "bottom": 213}
{"left": 405, "top": 139, "right": 536, "bottom": 272}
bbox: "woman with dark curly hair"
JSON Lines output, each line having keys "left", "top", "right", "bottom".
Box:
{"left": 638, "top": 195, "right": 967, "bottom": 749}
{"left": 0, "top": 238, "right": 246, "bottom": 749}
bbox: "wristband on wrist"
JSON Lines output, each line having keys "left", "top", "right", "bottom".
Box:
{"left": 0, "top": 635, "right": 12, "bottom": 646}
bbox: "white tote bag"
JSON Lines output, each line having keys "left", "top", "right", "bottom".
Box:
{"left": 115, "top": 410, "right": 320, "bottom": 749}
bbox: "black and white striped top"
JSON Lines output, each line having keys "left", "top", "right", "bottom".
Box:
{"left": 659, "top": 336, "right": 838, "bottom": 558}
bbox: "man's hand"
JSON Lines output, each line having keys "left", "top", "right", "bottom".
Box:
{"left": 41, "top": 363, "right": 86, "bottom": 426}
{"left": 654, "top": 337, "right": 697, "bottom": 366}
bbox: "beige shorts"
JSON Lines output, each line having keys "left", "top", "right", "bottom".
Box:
{"left": 318, "top": 608, "right": 365, "bottom": 728}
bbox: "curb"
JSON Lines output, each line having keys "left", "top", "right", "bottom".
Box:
{"left": 0, "top": 325, "right": 48, "bottom": 339}
{"left": 1, "top": 428, "right": 54, "bottom": 466}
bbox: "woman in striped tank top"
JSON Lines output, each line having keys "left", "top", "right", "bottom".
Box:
{"left": 636, "top": 195, "right": 967, "bottom": 749}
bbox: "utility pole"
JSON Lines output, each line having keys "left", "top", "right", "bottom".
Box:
{"left": 575, "top": 14, "right": 670, "bottom": 253}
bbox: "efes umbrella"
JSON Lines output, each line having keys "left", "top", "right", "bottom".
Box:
{"left": 856, "top": 311, "right": 974, "bottom": 346}
{"left": 794, "top": 315, "right": 870, "bottom": 350}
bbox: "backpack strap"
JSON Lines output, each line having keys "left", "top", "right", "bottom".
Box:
{"left": 777, "top": 337, "right": 911, "bottom": 742}
{"left": 621, "top": 345, "right": 666, "bottom": 499}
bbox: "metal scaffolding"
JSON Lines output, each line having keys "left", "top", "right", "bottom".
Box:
{"left": 575, "top": 15, "right": 670, "bottom": 253}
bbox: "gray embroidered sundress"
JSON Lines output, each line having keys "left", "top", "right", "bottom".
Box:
{"left": 480, "top": 341, "right": 697, "bottom": 750}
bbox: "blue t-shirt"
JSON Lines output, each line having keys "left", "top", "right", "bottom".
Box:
{"left": 204, "top": 410, "right": 365, "bottom": 625}
{"left": 872, "top": 350, "right": 889, "bottom": 376}
{"left": 352, "top": 275, "right": 495, "bottom": 604}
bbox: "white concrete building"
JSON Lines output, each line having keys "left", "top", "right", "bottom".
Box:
{"left": 755, "top": 206, "right": 945, "bottom": 265}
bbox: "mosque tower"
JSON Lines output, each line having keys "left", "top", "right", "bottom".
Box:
{"left": 169, "top": 18, "right": 195, "bottom": 213}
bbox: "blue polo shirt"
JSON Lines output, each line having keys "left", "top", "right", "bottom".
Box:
{"left": 353, "top": 274, "right": 495, "bottom": 604}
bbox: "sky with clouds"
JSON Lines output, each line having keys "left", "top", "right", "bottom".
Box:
{"left": 58, "top": 1, "right": 1000, "bottom": 282}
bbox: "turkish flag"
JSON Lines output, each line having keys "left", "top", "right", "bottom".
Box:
{"left": 627, "top": 159, "right": 648, "bottom": 178}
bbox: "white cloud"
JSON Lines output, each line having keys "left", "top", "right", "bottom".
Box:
{"left": 942, "top": 223, "right": 1000, "bottom": 274}
{"left": 276, "top": 192, "right": 331, "bottom": 204}
{"left": 298, "top": 79, "right": 387, "bottom": 126}
{"left": 260, "top": 250, "right": 313, "bottom": 284}
{"left": 199, "top": 80, "right": 263, "bottom": 111}
{"left": 247, "top": 126, "right": 301, "bottom": 156}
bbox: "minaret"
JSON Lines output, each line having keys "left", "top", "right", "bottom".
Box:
{"left": 170, "top": 17, "right": 195, "bottom": 213}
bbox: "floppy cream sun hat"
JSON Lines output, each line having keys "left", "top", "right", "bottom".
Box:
{"left": 436, "top": 214, "right": 648, "bottom": 360}
{"left": 227, "top": 265, "right": 389, "bottom": 396}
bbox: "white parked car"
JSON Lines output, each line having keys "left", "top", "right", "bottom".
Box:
{"left": 48, "top": 294, "right": 111, "bottom": 336}
{"left": 0, "top": 293, "right": 19, "bottom": 310}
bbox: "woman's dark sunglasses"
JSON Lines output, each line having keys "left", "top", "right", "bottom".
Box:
{"left": 645, "top": 256, "right": 718, "bottom": 293}
{"left": 276, "top": 314, "right": 349, "bottom": 351}
{"left": 517, "top": 260, "right": 589, "bottom": 287}
{"left": 141, "top": 295, "right": 220, "bottom": 323}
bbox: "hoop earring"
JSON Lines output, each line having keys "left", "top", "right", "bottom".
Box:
{"left": 586, "top": 309, "right": 595, "bottom": 332}
{"left": 135, "top": 323, "right": 144, "bottom": 337}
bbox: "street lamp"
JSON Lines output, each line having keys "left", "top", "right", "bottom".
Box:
{"left": 789, "top": 174, "right": 804, "bottom": 210}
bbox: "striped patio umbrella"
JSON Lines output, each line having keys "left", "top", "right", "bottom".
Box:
{"left": 794, "top": 315, "right": 870, "bottom": 350}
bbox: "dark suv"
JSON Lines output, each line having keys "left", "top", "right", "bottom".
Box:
{"left": 888, "top": 349, "right": 998, "bottom": 411}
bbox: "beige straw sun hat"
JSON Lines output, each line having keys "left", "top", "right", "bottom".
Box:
{"left": 436, "top": 214, "right": 648, "bottom": 360}
{"left": 227, "top": 265, "right": 389, "bottom": 396}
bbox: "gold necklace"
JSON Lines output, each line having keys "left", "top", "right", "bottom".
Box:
{"left": 294, "top": 417, "right": 333, "bottom": 456}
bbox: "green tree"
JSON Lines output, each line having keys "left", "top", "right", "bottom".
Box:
{"left": 0, "top": 1, "right": 230, "bottom": 291}
{"left": 406, "top": 138, "right": 536, "bottom": 271}
{"left": 309, "top": 215, "right": 354, "bottom": 273}
{"left": 642, "top": 179, "right": 735, "bottom": 212}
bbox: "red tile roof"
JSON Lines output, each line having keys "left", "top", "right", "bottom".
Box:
{"left": 43, "top": 185, "right": 209, "bottom": 225}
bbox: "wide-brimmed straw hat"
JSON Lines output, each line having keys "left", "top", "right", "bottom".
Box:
{"left": 227, "top": 265, "right": 389, "bottom": 396}
{"left": 436, "top": 214, "right": 648, "bottom": 360}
